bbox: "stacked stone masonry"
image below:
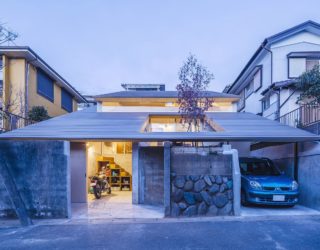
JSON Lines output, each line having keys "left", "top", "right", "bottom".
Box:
{"left": 171, "top": 174, "right": 233, "bottom": 217}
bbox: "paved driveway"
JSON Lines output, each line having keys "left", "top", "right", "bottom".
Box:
{"left": 1, "top": 216, "right": 320, "bottom": 249}
{"left": 72, "top": 191, "right": 164, "bottom": 219}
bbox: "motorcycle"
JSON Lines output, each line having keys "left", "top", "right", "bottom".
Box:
{"left": 89, "top": 175, "right": 111, "bottom": 199}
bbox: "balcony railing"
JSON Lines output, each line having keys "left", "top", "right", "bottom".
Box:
{"left": 279, "top": 103, "right": 320, "bottom": 129}
{"left": 0, "top": 110, "right": 34, "bottom": 133}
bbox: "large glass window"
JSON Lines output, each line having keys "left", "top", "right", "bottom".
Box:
{"left": 61, "top": 88, "right": 73, "bottom": 112}
{"left": 37, "top": 68, "right": 54, "bottom": 102}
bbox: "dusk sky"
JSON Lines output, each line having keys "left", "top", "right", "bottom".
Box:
{"left": 1, "top": 0, "right": 320, "bottom": 94}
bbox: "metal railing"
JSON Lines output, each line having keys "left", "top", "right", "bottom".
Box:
{"left": 0, "top": 110, "right": 34, "bottom": 133}
{"left": 279, "top": 103, "right": 320, "bottom": 128}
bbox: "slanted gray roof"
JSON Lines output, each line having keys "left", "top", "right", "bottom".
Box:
{"left": 95, "top": 91, "right": 239, "bottom": 99}
{"left": 0, "top": 108, "right": 318, "bottom": 142}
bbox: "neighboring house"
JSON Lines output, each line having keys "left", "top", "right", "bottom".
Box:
{"left": 224, "top": 20, "right": 320, "bottom": 134}
{"left": 224, "top": 21, "right": 320, "bottom": 212}
{"left": 0, "top": 46, "right": 87, "bottom": 132}
{"left": 77, "top": 95, "right": 97, "bottom": 110}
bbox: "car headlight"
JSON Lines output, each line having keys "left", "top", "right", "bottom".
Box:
{"left": 291, "top": 181, "right": 299, "bottom": 190}
{"left": 249, "top": 181, "right": 262, "bottom": 190}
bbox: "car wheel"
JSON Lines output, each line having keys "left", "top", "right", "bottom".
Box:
{"left": 241, "top": 190, "right": 248, "bottom": 206}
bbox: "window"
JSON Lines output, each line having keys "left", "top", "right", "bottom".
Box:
{"left": 245, "top": 80, "right": 254, "bottom": 98}
{"left": 253, "top": 68, "right": 262, "bottom": 91}
{"left": 262, "top": 96, "right": 270, "bottom": 111}
{"left": 244, "top": 66, "right": 262, "bottom": 99}
{"left": 61, "top": 88, "right": 73, "bottom": 112}
{"left": 237, "top": 90, "right": 245, "bottom": 111}
{"left": 288, "top": 56, "right": 320, "bottom": 78}
{"left": 116, "top": 142, "right": 132, "bottom": 154}
{"left": 37, "top": 69, "right": 54, "bottom": 102}
{"left": 306, "top": 59, "right": 319, "bottom": 71}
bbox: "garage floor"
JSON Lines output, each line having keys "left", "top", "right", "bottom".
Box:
{"left": 72, "top": 191, "right": 164, "bottom": 219}
{"left": 241, "top": 205, "right": 320, "bottom": 217}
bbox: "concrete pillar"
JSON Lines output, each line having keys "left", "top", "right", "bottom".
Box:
{"left": 223, "top": 144, "right": 241, "bottom": 216}
{"left": 164, "top": 141, "right": 171, "bottom": 217}
{"left": 132, "top": 142, "right": 140, "bottom": 204}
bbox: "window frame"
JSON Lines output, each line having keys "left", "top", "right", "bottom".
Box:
{"left": 237, "top": 90, "right": 245, "bottom": 111}
{"left": 37, "top": 68, "right": 54, "bottom": 102}
{"left": 61, "top": 88, "right": 73, "bottom": 113}
{"left": 287, "top": 52, "right": 320, "bottom": 79}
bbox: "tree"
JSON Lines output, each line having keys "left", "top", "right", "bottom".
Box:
{"left": 176, "top": 55, "right": 214, "bottom": 132}
{"left": 27, "top": 106, "right": 50, "bottom": 122}
{"left": 295, "top": 65, "right": 320, "bottom": 104}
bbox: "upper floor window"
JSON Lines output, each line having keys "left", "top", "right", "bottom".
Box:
{"left": 262, "top": 96, "right": 270, "bottom": 111}
{"left": 244, "top": 66, "right": 262, "bottom": 99}
{"left": 237, "top": 90, "right": 245, "bottom": 111}
{"left": 288, "top": 52, "right": 320, "bottom": 78}
{"left": 37, "top": 68, "right": 54, "bottom": 102}
{"left": 61, "top": 88, "right": 73, "bottom": 112}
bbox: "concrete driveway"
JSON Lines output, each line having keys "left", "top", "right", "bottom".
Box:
{"left": 72, "top": 191, "right": 164, "bottom": 219}
{"left": 241, "top": 205, "right": 320, "bottom": 217}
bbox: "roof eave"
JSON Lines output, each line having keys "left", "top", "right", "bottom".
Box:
{"left": 0, "top": 46, "right": 87, "bottom": 103}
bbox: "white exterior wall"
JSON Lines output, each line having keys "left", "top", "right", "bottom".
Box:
{"left": 238, "top": 31, "right": 320, "bottom": 119}
{"left": 238, "top": 50, "right": 272, "bottom": 115}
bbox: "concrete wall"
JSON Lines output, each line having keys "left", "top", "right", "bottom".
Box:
{"left": 252, "top": 141, "right": 320, "bottom": 210}
{"left": 0, "top": 140, "right": 70, "bottom": 218}
{"left": 138, "top": 146, "right": 164, "bottom": 205}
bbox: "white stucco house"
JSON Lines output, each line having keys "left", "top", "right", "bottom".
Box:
{"left": 224, "top": 20, "right": 320, "bottom": 132}
{"left": 224, "top": 20, "right": 320, "bottom": 212}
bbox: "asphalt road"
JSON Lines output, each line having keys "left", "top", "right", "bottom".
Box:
{"left": 1, "top": 217, "right": 320, "bottom": 250}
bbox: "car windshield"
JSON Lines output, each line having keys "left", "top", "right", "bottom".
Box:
{"left": 239, "top": 158, "right": 281, "bottom": 176}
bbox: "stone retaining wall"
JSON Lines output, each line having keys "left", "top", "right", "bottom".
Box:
{"left": 170, "top": 146, "right": 233, "bottom": 217}
{"left": 171, "top": 174, "right": 233, "bottom": 216}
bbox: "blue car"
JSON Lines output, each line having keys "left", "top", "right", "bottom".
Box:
{"left": 240, "top": 157, "right": 299, "bottom": 206}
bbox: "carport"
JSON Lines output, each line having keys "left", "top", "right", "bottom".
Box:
{"left": 0, "top": 109, "right": 319, "bottom": 222}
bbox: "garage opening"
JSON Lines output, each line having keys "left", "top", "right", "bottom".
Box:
{"left": 70, "top": 141, "right": 164, "bottom": 219}
{"left": 231, "top": 141, "right": 320, "bottom": 217}
{"left": 70, "top": 141, "right": 135, "bottom": 219}
{"left": 86, "top": 141, "right": 132, "bottom": 202}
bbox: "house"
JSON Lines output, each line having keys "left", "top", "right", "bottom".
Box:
{"left": 0, "top": 46, "right": 87, "bottom": 132}
{"left": 0, "top": 83, "right": 318, "bottom": 221}
{"left": 223, "top": 20, "right": 320, "bottom": 134}
{"left": 223, "top": 20, "right": 320, "bottom": 212}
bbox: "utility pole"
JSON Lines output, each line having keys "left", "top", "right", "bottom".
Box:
{"left": 0, "top": 24, "right": 18, "bottom": 45}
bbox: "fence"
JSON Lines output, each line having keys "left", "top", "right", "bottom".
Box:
{"left": 0, "top": 110, "right": 34, "bottom": 133}
{"left": 279, "top": 103, "right": 320, "bottom": 129}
